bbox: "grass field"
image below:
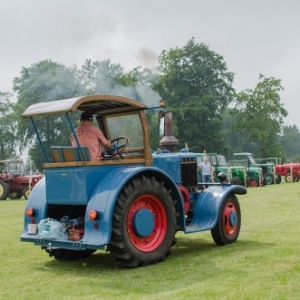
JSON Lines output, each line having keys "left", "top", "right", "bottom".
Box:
{"left": 0, "top": 181, "right": 299, "bottom": 300}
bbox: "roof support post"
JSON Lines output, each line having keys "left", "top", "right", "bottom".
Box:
{"left": 66, "top": 113, "right": 85, "bottom": 160}
{"left": 30, "top": 117, "right": 49, "bottom": 163}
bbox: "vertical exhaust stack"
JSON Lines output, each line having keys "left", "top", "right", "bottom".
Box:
{"left": 159, "top": 112, "right": 179, "bottom": 152}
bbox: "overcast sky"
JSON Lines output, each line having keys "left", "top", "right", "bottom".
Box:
{"left": 1, "top": 0, "right": 299, "bottom": 128}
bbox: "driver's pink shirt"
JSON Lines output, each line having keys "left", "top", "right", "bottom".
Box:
{"left": 70, "top": 122, "right": 110, "bottom": 161}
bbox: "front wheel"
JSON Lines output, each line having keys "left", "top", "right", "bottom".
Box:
{"left": 109, "top": 175, "right": 177, "bottom": 267}
{"left": 211, "top": 194, "right": 241, "bottom": 245}
{"left": 285, "top": 173, "right": 298, "bottom": 183}
{"left": 22, "top": 187, "right": 31, "bottom": 200}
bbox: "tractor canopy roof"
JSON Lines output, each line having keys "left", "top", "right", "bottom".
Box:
{"left": 22, "top": 94, "right": 147, "bottom": 118}
{"left": 233, "top": 153, "right": 252, "bottom": 156}
{"left": 0, "top": 159, "right": 23, "bottom": 164}
{"left": 0, "top": 159, "right": 25, "bottom": 175}
{"left": 21, "top": 94, "right": 163, "bottom": 166}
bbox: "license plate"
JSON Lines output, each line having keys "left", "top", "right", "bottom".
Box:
{"left": 27, "top": 224, "right": 38, "bottom": 235}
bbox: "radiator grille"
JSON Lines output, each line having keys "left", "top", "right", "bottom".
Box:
{"left": 181, "top": 158, "right": 198, "bottom": 188}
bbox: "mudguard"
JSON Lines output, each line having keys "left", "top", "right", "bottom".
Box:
{"left": 21, "top": 177, "right": 47, "bottom": 232}
{"left": 83, "top": 166, "right": 183, "bottom": 247}
{"left": 186, "top": 184, "right": 247, "bottom": 233}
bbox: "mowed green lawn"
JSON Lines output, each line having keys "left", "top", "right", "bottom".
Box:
{"left": 0, "top": 181, "right": 299, "bottom": 300}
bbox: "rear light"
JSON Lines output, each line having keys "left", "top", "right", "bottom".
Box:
{"left": 89, "top": 209, "right": 98, "bottom": 220}
{"left": 26, "top": 207, "right": 35, "bottom": 217}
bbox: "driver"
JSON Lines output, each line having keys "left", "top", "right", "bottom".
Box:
{"left": 70, "top": 112, "right": 111, "bottom": 160}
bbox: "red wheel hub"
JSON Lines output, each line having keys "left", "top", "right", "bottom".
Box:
{"left": 249, "top": 179, "right": 258, "bottom": 187}
{"left": 223, "top": 201, "right": 239, "bottom": 237}
{"left": 127, "top": 194, "right": 167, "bottom": 252}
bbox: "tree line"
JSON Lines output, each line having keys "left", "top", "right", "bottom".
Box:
{"left": 1, "top": 37, "right": 299, "bottom": 170}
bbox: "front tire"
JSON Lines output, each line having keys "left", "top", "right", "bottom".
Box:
{"left": 285, "top": 173, "right": 299, "bottom": 182}
{"left": 211, "top": 194, "right": 241, "bottom": 245}
{"left": 109, "top": 175, "right": 177, "bottom": 267}
{"left": 22, "top": 187, "right": 31, "bottom": 200}
{"left": 264, "top": 173, "right": 274, "bottom": 185}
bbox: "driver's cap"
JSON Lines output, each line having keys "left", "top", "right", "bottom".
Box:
{"left": 80, "top": 112, "right": 93, "bottom": 121}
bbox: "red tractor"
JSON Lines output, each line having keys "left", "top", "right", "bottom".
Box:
{"left": 0, "top": 159, "right": 43, "bottom": 200}
{"left": 275, "top": 163, "right": 300, "bottom": 182}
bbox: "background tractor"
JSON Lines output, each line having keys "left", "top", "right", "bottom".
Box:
{"left": 197, "top": 153, "right": 264, "bottom": 187}
{"left": 275, "top": 163, "right": 300, "bottom": 182}
{"left": 231, "top": 153, "right": 280, "bottom": 185}
{"left": 0, "top": 159, "right": 42, "bottom": 200}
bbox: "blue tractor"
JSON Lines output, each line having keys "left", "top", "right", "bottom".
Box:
{"left": 20, "top": 94, "right": 246, "bottom": 267}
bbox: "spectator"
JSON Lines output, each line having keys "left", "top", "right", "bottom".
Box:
{"left": 70, "top": 112, "right": 111, "bottom": 160}
{"left": 198, "top": 158, "right": 212, "bottom": 184}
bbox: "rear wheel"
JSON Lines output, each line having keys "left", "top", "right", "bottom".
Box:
{"left": 0, "top": 180, "right": 9, "bottom": 200}
{"left": 275, "top": 173, "right": 282, "bottom": 184}
{"left": 211, "top": 194, "right": 241, "bottom": 245}
{"left": 109, "top": 175, "right": 177, "bottom": 267}
{"left": 264, "top": 173, "right": 274, "bottom": 185}
{"left": 9, "top": 192, "right": 22, "bottom": 199}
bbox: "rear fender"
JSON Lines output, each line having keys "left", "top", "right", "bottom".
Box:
{"left": 21, "top": 178, "right": 47, "bottom": 236}
{"left": 84, "top": 167, "right": 183, "bottom": 247}
{"left": 189, "top": 185, "right": 246, "bottom": 232}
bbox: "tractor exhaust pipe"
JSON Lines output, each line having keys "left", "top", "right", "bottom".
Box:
{"left": 159, "top": 112, "right": 179, "bottom": 152}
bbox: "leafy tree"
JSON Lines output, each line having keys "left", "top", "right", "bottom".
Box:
{"left": 221, "top": 108, "right": 258, "bottom": 158}
{"left": 231, "top": 74, "right": 287, "bottom": 158}
{"left": 153, "top": 37, "right": 235, "bottom": 152}
{"left": 279, "top": 125, "right": 300, "bottom": 162}
{"left": 0, "top": 92, "right": 19, "bottom": 159}
{"left": 13, "top": 60, "right": 84, "bottom": 169}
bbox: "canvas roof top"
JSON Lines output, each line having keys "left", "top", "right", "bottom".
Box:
{"left": 22, "top": 94, "right": 147, "bottom": 118}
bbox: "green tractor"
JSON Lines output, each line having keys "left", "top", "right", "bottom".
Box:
{"left": 197, "top": 153, "right": 265, "bottom": 187}
{"left": 232, "top": 153, "right": 281, "bottom": 185}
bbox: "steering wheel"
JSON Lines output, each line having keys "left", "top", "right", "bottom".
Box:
{"left": 103, "top": 137, "right": 129, "bottom": 159}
